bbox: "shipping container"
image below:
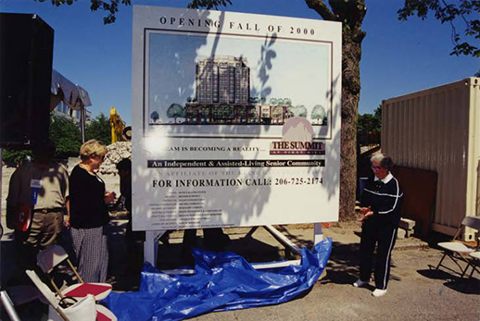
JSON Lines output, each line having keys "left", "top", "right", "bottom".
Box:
{"left": 382, "top": 78, "right": 480, "bottom": 240}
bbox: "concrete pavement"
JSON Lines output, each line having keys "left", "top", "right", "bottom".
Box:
{"left": 1, "top": 218, "right": 479, "bottom": 320}
{"left": 182, "top": 223, "right": 480, "bottom": 321}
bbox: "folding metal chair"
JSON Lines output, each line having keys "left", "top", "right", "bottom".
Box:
{"left": 36, "top": 245, "right": 112, "bottom": 300}
{"left": 463, "top": 251, "right": 480, "bottom": 280}
{"left": 25, "top": 270, "right": 117, "bottom": 321}
{"left": 435, "top": 216, "right": 480, "bottom": 277}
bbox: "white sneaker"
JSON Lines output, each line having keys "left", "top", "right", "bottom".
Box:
{"left": 372, "top": 289, "right": 387, "bottom": 297}
{"left": 353, "top": 279, "right": 369, "bottom": 288}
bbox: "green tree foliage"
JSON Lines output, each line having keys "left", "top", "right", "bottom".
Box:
{"left": 36, "top": 0, "right": 132, "bottom": 24}
{"left": 249, "top": 97, "right": 261, "bottom": 104}
{"left": 49, "top": 115, "right": 82, "bottom": 158}
{"left": 289, "top": 105, "right": 308, "bottom": 118}
{"left": 2, "top": 114, "right": 84, "bottom": 165}
{"left": 374, "top": 104, "right": 381, "bottom": 123}
{"left": 150, "top": 111, "right": 160, "bottom": 123}
{"left": 311, "top": 104, "right": 327, "bottom": 124}
{"left": 188, "top": 0, "right": 232, "bottom": 10}
{"left": 269, "top": 98, "right": 278, "bottom": 106}
{"left": 86, "top": 113, "right": 111, "bottom": 145}
{"left": 357, "top": 106, "right": 381, "bottom": 146}
{"left": 167, "top": 103, "right": 185, "bottom": 123}
{"left": 357, "top": 105, "right": 381, "bottom": 135}
{"left": 398, "top": 0, "right": 480, "bottom": 57}
{"left": 2, "top": 150, "right": 32, "bottom": 167}
{"left": 38, "top": 0, "right": 480, "bottom": 58}
{"left": 357, "top": 113, "right": 378, "bottom": 137}
{"left": 36, "top": 0, "right": 230, "bottom": 24}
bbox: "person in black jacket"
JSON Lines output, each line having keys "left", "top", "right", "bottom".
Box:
{"left": 66, "top": 139, "right": 116, "bottom": 282}
{"left": 353, "top": 154, "right": 403, "bottom": 297}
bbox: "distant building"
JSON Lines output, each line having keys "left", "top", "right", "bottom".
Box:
{"left": 53, "top": 101, "right": 92, "bottom": 125}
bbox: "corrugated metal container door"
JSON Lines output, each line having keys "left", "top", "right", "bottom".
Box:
{"left": 382, "top": 78, "right": 479, "bottom": 237}
{"left": 467, "top": 78, "right": 480, "bottom": 219}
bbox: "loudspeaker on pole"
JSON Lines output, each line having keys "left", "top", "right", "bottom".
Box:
{"left": 0, "top": 13, "right": 54, "bottom": 149}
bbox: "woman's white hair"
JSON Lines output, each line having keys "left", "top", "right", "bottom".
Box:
{"left": 79, "top": 139, "right": 107, "bottom": 161}
{"left": 370, "top": 153, "right": 385, "bottom": 163}
{"left": 370, "top": 153, "right": 394, "bottom": 171}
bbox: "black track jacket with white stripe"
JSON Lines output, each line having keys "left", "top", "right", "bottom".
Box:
{"left": 361, "top": 173, "right": 403, "bottom": 227}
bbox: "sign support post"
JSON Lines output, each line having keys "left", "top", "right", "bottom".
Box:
{"left": 144, "top": 223, "right": 323, "bottom": 269}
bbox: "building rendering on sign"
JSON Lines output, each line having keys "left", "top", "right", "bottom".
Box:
{"left": 152, "top": 55, "right": 327, "bottom": 126}
{"left": 184, "top": 56, "right": 295, "bottom": 125}
{"left": 196, "top": 56, "right": 250, "bottom": 106}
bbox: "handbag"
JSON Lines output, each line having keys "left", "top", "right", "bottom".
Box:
{"left": 11, "top": 203, "right": 33, "bottom": 232}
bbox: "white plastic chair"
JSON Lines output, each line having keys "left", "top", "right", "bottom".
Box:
{"left": 36, "top": 245, "right": 112, "bottom": 300}
{"left": 25, "top": 270, "right": 113, "bottom": 321}
{"left": 435, "top": 216, "right": 480, "bottom": 277}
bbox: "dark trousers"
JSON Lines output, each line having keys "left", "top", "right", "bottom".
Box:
{"left": 12, "top": 210, "right": 63, "bottom": 284}
{"left": 359, "top": 221, "right": 398, "bottom": 290}
{"left": 14, "top": 211, "right": 63, "bottom": 269}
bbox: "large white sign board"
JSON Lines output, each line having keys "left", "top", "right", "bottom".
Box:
{"left": 132, "top": 6, "right": 341, "bottom": 231}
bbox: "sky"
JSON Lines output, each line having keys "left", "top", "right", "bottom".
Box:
{"left": 1, "top": 0, "right": 478, "bottom": 125}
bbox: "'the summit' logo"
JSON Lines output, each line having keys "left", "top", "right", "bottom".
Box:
{"left": 270, "top": 117, "right": 325, "bottom": 155}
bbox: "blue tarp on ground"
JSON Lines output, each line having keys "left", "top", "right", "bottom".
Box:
{"left": 102, "top": 238, "right": 332, "bottom": 321}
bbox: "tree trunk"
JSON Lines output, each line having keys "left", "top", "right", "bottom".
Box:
{"left": 304, "top": 0, "right": 366, "bottom": 221}
{"left": 339, "top": 28, "right": 364, "bottom": 221}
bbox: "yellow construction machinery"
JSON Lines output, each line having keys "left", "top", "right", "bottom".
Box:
{"left": 109, "top": 107, "right": 131, "bottom": 143}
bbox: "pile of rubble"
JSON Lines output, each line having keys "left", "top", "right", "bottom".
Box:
{"left": 99, "top": 141, "right": 132, "bottom": 175}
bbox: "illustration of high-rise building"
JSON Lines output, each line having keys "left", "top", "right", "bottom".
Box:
{"left": 175, "top": 55, "right": 318, "bottom": 126}
{"left": 196, "top": 56, "right": 250, "bottom": 105}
